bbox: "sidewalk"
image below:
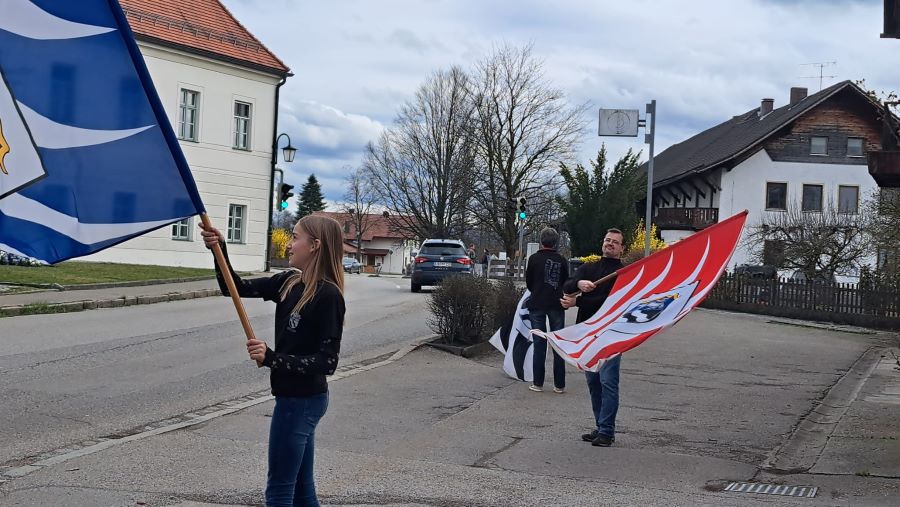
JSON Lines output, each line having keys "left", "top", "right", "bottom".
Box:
{"left": 0, "top": 309, "right": 897, "bottom": 506}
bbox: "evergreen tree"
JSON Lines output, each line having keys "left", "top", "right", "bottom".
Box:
{"left": 295, "top": 174, "right": 327, "bottom": 220}
{"left": 557, "top": 146, "right": 644, "bottom": 257}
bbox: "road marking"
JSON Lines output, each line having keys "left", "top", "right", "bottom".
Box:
{"left": 1, "top": 338, "right": 429, "bottom": 482}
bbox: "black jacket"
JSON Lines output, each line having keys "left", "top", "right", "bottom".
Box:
{"left": 214, "top": 245, "right": 345, "bottom": 397}
{"left": 562, "top": 257, "right": 623, "bottom": 323}
{"left": 525, "top": 249, "right": 569, "bottom": 311}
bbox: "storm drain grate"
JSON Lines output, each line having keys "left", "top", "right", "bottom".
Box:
{"left": 724, "top": 482, "right": 817, "bottom": 498}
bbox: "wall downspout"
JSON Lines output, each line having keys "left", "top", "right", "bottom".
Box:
{"left": 265, "top": 75, "right": 289, "bottom": 271}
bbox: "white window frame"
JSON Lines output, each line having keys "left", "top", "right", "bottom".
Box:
{"left": 232, "top": 101, "right": 252, "bottom": 150}
{"left": 171, "top": 217, "right": 192, "bottom": 241}
{"left": 810, "top": 136, "right": 828, "bottom": 156}
{"left": 178, "top": 89, "right": 200, "bottom": 142}
{"left": 847, "top": 137, "right": 864, "bottom": 158}
{"left": 837, "top": 185, "right": 860, "bottom": 214}
{"left": 227, "top": 204, "right": 248, "bottom": 244}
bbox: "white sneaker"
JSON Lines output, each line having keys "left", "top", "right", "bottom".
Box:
{"left": 553, "top": 387, "right": 566, "bottom": 394}
{"left": 528, "top": 385, "right": 543, "bottom": 392}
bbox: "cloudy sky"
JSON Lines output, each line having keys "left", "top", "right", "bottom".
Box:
{"left": 223, "top": 0, "right": 897, "bottom": 206}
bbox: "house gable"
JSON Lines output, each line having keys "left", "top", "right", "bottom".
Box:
{"left": 763, "top": 88, "right": 882, "bottom": 165}
{"left": 647, "top": 80, "right": 891, "bottom": 188}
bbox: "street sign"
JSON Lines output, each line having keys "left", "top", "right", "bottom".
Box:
{"left": 598, "top": 108, "right": 640, "bottom": 137}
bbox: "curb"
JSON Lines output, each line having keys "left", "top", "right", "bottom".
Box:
{"left": 0, "top": 275, "right": 219, "bottom": 291}
{"left": 425, "top": 338, "right": 497, "bottom": 358}
{"left": 761, "top": 346, "right": 885, "bottom": 473}
{"left": 0, "top": 288, "right": 223, "bottom": 318}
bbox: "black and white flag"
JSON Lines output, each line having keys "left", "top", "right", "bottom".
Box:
{"left": 489, "top": 290, "right": 534, "bottom": 382}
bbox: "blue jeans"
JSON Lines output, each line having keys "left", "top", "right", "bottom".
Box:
{"left": 585, "top": 355, "right": 621, "bottom": 438}
{"left": 529, "top": 309, "right": 566, "bottom": 389}
{"left": 266, "top": 393, "right": 329, "bottom": 507}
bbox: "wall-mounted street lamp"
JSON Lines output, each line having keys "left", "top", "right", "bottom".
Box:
{"left": 266, "top": 132, "right": 297, "bottom": 271}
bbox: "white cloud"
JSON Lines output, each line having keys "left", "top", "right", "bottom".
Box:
{"left": 226, "top": 0, "right": 898, "bottom": 185}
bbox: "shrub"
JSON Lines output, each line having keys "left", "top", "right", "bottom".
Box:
{"left": 271, "top": 228, "right": 291, "bottom": 259}
{"left": 628, "top": 220, "right": 667, "bottom": 253}
{"left": 491, "top": 279, "right": 525, "bottom": 333}
{"left": 428, "top": 275, "right": 497, "bottom": 345}
{"left": 428, "top": 276, "right": 532, "bottom": 346}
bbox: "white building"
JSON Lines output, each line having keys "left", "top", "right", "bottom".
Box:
{"left": 647, "top": 81, "right": 886, "bottom": 279}
{"left": 83, "top": 0, "right": 290, "bottom": 272}
{"left": 313, "top": 211, "right": 418, "bottom": 275}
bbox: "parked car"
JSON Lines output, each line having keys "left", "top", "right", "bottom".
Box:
{"left": 733, "top": 264, "right": 777, "bottom": 279}
{"left": 410, "top": 239, "right": 472, "bottom": 292}
{"left": 342, "top": 257, "right": 362, "bottom": 274}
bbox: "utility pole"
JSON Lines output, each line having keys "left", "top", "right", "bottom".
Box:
{"left": 598, "top": 102, "right": 657, "bottom": 256}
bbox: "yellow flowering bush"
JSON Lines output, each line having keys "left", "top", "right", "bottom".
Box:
{"left": 271, "top": 228, "right": 291, "bottom": 259}
{"left": 628, "top": 221, "right": 667, "bottom": 253}
{"left": 579, "top": 253, "right": 602, "bottom": 264}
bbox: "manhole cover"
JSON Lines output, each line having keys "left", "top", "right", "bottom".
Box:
{"left": 724, "top": 482, "right": 817, "bottom": 498}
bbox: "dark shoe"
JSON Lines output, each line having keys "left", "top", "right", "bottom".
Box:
{"left": 591, "top": 434, "right": 614, "bottom": 447}
{"left": 581, "top": 430, "right": 599, "bottom": 442}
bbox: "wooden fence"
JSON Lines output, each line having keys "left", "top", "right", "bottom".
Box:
{"left": 702, "top": 273, "right": 900, "bottom": 330}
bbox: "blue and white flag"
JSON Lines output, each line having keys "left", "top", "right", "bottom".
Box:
{"left": 0, "top": 0, "right": 204, "bottom": 263}
{"left": 489, "top": 290, "right": 534, "bottom": 382}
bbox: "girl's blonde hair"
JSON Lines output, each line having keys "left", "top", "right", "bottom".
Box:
{"left": 279, "top": 215, "right": 345, "bottom": 314}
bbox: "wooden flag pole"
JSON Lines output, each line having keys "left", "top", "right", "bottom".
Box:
{"left": 200, "top": 213, "right": 261, "bottom": 365}
{"left": 565, "top": 271, "right": 618, "bottom": 298}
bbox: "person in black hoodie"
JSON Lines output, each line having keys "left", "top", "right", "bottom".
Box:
{"left": 561, "top": 228, "right": 625, "bottom": 447}
{"left": 200, "top": 214, "right": 345, "bottom": 507}
{"left": 525, "top": 227, "right": 569, "bottom": 393}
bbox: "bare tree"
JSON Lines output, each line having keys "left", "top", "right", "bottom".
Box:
{"left": 341, "top": 167, "right": 378, "bottom": 259}
{"left": 743, "top": 200, "right": 873, "bottom": 279}
{"left": 468, "top": 43, "right": 587, "bottom": 262}
{"left": 272, "top": 209, "right": 295, "bottom": 230}
{"left": 365, "top": 66, "right": 476, "bottom": 240}
{"left": 863, "top": 188, "right": 900, "bottom": 283}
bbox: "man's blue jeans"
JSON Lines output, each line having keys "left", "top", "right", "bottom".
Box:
{"left": 266, "top": 393, "right": 329, "bottom": 507}
{"left": 585, "top": 355, "right": 621, "bottom": 438}
{"left": 529, "top": 309, "right": 566, "bottom": 389}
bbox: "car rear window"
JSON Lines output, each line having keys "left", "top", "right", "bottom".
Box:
{"left": 420, "top": 244, "right": 466, "bottom": 256}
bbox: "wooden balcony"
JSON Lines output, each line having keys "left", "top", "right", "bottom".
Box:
{"left": 868, "top": 151, "right": 900, "bottom": 188}
{"left": 655, "top": 207, "right": 719, "bottom": 230}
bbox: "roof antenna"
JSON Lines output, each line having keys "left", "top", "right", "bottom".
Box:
{"left": 798, "top": 61, "right": 837, "bottom": 91}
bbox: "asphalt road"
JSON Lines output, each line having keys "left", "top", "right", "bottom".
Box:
{"left": 0, "top": 274, "right": 431, "bottom": 466}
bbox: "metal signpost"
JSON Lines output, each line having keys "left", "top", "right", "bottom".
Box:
{"left": 598, "top": 101, "right": 657, "bottom": 256}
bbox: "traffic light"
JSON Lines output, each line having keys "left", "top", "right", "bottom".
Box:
{"left": 279, "top": 183, "right": 294, "bottom": 209}
{"left": 517, "top": 196, "right": 527, "bottom": 221}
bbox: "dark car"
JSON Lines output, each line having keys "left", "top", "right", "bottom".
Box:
{"left": 410, "top": 239, "right": 472, "bottom": 292}
{"left": 342, "top": 257, "right": 362, "bottom": 274}
{"left": 733, "top": 264, "right": 777, "bottom": 279}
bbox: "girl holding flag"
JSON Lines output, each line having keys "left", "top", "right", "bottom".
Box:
{"left": 201, "top": 215, "right": 346, "bottom": 507}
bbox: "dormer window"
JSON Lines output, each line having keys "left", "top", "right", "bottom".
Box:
{"left": 847, "top": 137, "right": 864, "bottom": 157}
{"left": 810, "top": 136, "right": 828, "bottom": 156}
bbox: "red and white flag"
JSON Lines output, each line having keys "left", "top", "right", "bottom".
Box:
{"left": 534, "top": 210, "right": 748, "bottom": 372}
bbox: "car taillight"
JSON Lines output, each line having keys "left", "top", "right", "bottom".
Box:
{"left": 456, "top": 258, "right": 471, "bottom": 265}
{"left": 415, "top": 256, "right": 428, "bottom": 263}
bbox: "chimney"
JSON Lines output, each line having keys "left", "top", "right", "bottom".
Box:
{"left": 790, "top": 87, "right": 808, "bottom": 105}
{"left": 760, "top": 98, "right": 774, "bottom": 117}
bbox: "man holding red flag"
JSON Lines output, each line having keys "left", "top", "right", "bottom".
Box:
{"left": 561, "top": 228, "right": 626, "bottom": 447}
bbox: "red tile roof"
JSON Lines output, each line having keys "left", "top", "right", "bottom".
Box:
{"left": 312, "top": 211, "right": 413, "bottom": 242}
{"left": 120, "top": 0, "right": 290, "bottom": 76}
